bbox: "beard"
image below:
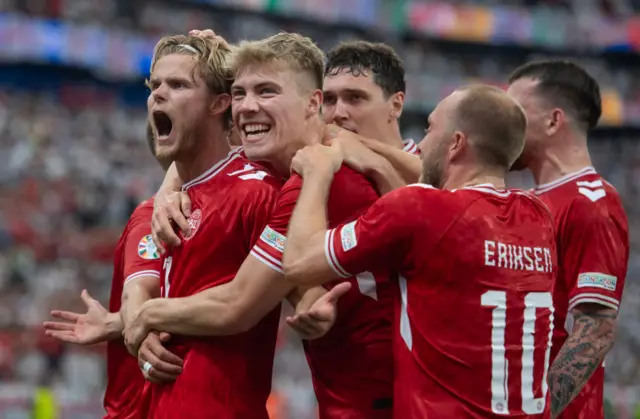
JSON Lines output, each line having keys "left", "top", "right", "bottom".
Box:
{"left": 420, "top": 136, "right": 449, "bottom": 189}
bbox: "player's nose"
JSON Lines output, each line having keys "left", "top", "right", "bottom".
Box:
{"left": 152, "top": 83, "right": 169, "bottom": 103}
{"left": 235, "top": 93, "right": 259, "bottom": 114}
{"left": 333, "top": 99, "right": 349, "bottom": 121}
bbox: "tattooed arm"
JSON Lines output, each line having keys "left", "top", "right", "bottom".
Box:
{"left": 547, "top": 303, "right": 618, "bottom": 418}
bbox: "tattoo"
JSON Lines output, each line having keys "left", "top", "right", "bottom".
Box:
{"left": 548, "top": 305, "right": 617, "bottom": 418}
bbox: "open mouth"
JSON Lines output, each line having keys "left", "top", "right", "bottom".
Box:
{"left": 242, "top": 123, "right": 272, "bottom": 141}
{"left": 153, "top": 111, "right": 173, "bottom": 139}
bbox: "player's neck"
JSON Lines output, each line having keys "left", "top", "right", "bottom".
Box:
{"left": 176, "top": 128, "right": 230, "bottom": 183}
{"left": 444, "top": 167, "right": 506, "bottom": 191}
{"left": 270, "top": 117, "right": 325, "bottom": 179}
{"left": 530, "top": 137, "right": 593, "bottom": 186}
{"left": 377, "top": 124, "right": 405, "bottom": 149}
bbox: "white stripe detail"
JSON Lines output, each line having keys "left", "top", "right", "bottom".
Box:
{"left": 407, "top": 183, "right": 436, "bottom": 190}
{"left": 576, "top": 180, "right": 603, "bottom": 188}
{"left": 355, "top": 272, "right": 378, "bottom": 300}
{"left": 250, "top": 249, "right": 284, "bottom": 274}
{"left": 252, "top": 244, "right": 283, "bottom": 268}
{"left": 124, "top": 270, "right": 161, "bottom": 285}
{"left": 399, "top": 275, "right": 412, "bottom": 350}
{"left": 535, "top": 167, "right": 597, "bottom": 194}
{"left": 402, "top": 139, "right": 418, "bottom": 155}
{"left": 568, "top": 293, "right": 620, "bottom": 311}
{"left": 183, "top": 149, "right": 242, "bottom": 190}
{"left": 464, "top": 187, "right": 512, "bottom": 197}
{"left": 324, "top": 229, "right": 350, "bottom": 278}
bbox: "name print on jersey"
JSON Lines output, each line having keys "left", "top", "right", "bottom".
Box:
{"left": 484, "top": 240, "right": 553, "bottom": 273}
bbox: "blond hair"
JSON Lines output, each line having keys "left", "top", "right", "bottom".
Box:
{"left": 228, "top": 32, "right": 325, "bottom": 91}
{"left": 149, "top": 34, "right": 232, "bottom": 95}
{"left": 453, "top": 84, "right": 527, "bottom": 169}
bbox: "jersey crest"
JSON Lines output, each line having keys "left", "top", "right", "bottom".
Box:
{"left": 181, "top": 209, "right": 203, "bottom": 241}
{"left": 138, "top": 234, "right": 160, "bottom": 260}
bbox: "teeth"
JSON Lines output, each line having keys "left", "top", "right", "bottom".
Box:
{"left": 243, "top": 123, "right": 271, "bottom": 134}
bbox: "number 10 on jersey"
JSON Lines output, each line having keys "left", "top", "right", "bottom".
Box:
{"left": 481, "top": 291, "right": 554, "bottom": 415}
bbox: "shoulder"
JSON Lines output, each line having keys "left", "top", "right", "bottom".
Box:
{"left": 224, "top": 155, "right": 282, "bottom": 196}
{"left": 128, "top": 197, "right": 155, "bottom": 225}
{"left": 377, "top": 183, "right": 450, "bottom": 216}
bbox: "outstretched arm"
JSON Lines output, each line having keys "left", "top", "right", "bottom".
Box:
{"left": 361, "top": 137, "right": 421, "bottom": 184}
{"left": 548, "top": 304, "right": 617, "bottom": 418}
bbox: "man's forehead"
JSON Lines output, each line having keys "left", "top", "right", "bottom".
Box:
{"left": 152, "top": 53, "right": 197, "bottom": 77}
{"left": 233, "top": 63, "right": 291, "bottom": 85}
{"left": 324, "top": 68, "right": 378, "bottom": 91}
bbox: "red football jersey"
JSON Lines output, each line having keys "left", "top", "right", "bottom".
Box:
{"left": 326, "top": 183, "right": 557, "bottom": 418}
{"left": 252, "top": 166, "right": 394, "bottom": 419}
{"left": 106, "top": 197, "right": 161, "bottom": 419}
{"left": 534, "top": 167, "right": 629, "bottom": 419}
{"left": 146, "top": 150, "right": 282, "bottom": 419}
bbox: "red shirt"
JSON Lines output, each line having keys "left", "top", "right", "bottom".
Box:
{"left": 146, "top": 150, "right": 281, "bottom": 419}
{"left": 534, "top": 167, "right": 629, "bottom": 419}
{"left": 253, "top": 166, "right": 394, "bottom": 419}
{"left": 326, "top": 183, "right": 557, "bottom": 418}
{"left": 105, "top": 197, "right": 161, "bottom": 419}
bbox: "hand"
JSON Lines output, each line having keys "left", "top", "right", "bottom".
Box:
{"left": 291, "top": 143, "right": 343, "bottom": 178}
{"left": 152, "top": 190, "right": 192, "bottom": 253}
{"left": 286, "top": 282, "right": 351, "bottom": 339}
{"left": 43, "top": 290, "right": 112, "bottom": 346}
{"left": 138, "top": 332, "right": 184, "bottom": 384}
{"left": 124, "top": 302, "right": 156, "bottom": 356}
{"left": 325, "top": 124, "right": 382, "bottom": 175}
{"left": 188, "top": 29, "right": 231, "bottom": 49}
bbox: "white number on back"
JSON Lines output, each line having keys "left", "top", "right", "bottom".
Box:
{"left": 163, "top": 256, "right": 173, "bottom": 298}
{"left": 481, "top": 291, "right": 554, "bottom": 415}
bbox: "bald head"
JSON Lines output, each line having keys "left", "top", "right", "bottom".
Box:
{"left": 451, "top": 85, "right": 527, "bottom": 170}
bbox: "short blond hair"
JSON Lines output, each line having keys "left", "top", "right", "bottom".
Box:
{"left": 228, "top": 32, "right": 324, "bottom": 91}
{"left": 149, "top": 34, "right": 232, "bottom": 95}
{"left": 453, "top": 84, "right": 527, "bottom": 169}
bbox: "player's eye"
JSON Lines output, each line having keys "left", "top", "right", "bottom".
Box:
{"left": 259, "top": 87, "right": 277, "bottom": 95}
{"left": 323, "top": 97, "right": 336, "bottom": 105}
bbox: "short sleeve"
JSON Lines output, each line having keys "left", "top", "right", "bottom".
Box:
{"left": 122, "top": 212, "right": 162, "bottom": 285}
{"left": 250, "top": 176, "right": 301, "bottom": 274}
{"left": 564, "top": 198, "right": 629, "bottom": 311}
{"left": 325, "top": 186, "right": 420, "bottom": 278}
{"left": 241, "top": 178, "right": 281, "bottom": 253}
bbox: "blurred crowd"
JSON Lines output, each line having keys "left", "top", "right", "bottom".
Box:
{"left": 0, "top": 0, "right": 639, "bottom": 418}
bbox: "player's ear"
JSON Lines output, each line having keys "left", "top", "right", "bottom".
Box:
{"left": 210, "top": 93, "right": 231, "bottom": 117}
{"left": 306, "top": 89, "right": 323, "bottom": 117}
{"left": 449, "top": 131, "right": 466, "bottom": 162}
{"left": 389, "top": 91, "right": 405, "bottom": 120}
{"left": 546, "top": 108, "right": 564, "bottom": 136}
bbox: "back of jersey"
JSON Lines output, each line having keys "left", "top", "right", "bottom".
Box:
{"left": 396, "top": 185, "right": 557, "bottom": 418}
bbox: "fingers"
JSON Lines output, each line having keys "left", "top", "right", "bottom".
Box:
{"left": 180, "top": 191, "right": 192, "bottom": 217}
{"left": 80, "top": 289, "right": 95, "bottom": 306}
{"left": 138, "top": 335, "right": 183, "bottom": 382}
{"left": 151, "top": 224, "right": 166, "bottom": 255}
{"left": 42, "top": 321, "right": 75, "bottom": 332}
{"left": 152, "top": 206, "right": 181, "bottom": 248}
{"left": 322, "top": 282, "right": 352, "bottom": 304}
{"left": 49, "top": 310, "right": 79, "bottom": 322}
{"left": 44, "top": 330, "right": 79, "bottom": 344}
{"left": 166, "top": 196, "right": 191, "bottom": 239}
{"left": 286, "top": 314, "right": 327, "bottom": 340}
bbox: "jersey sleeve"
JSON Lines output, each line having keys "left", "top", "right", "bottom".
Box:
{"left": 122, "top": 212, "right": 162, "bottom": 286}
{"left": 564, "top": 197, "right": 629, "bottom": 312}
{"left": 325, "top": 186, "right": 421, "bottom": 277}
{"left": 250, "top": 176, "right": 301, "bottom": 274}
{"left": 241, "top": 177, "right": 281, "bottom": 257}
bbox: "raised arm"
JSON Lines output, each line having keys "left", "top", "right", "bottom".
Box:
{"left": 283, "top": 144, "right": 414, "bottom": 287}
{"left": 361, "top": 136, "right": 421, "bottom": 184}
{"left": 327, "top": 126, "right": 405, "bottom": 195}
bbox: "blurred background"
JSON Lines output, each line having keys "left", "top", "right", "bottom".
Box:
{"left": 0, "top": 0, "right": 638, "bottom": 418}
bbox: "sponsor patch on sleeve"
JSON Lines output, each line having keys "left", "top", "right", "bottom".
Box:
{"left": 577, "top": 272, "right": 617, "bottom": 291}
{"left": 260, "top": 226, "right": 286, "bottom": 253}
{"left": 138, "top": 234, "right": 160, "bottom": 260}
{"left": 340, "top": 221, "right": 358, "bottom": 252}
